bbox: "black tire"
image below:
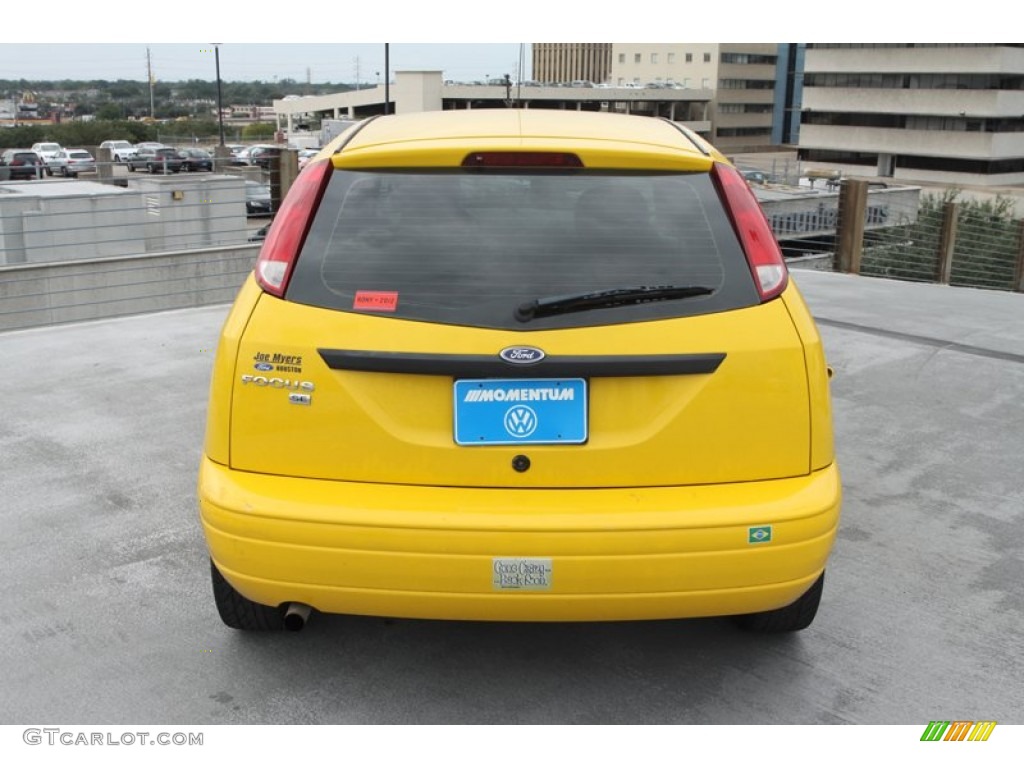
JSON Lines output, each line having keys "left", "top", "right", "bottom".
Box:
{"left": 210, "top": 560, "right": 285, "bottom": 630}
{"left": 734, "top": 572, "right": 824, "bottom": 633}
{"left": 61, "top": 166, "right": 69, "bottom": 177}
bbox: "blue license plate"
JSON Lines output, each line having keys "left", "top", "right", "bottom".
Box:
{"left": 454, "top": 379, "right": 587, "bottom": 446}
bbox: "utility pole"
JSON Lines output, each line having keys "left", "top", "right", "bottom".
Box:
{"left": 384, "top": 44, "right": 390, "bottom": 115}
{"left": 354, "top": 57, "right": 361, "bottom": 90}
{"left": 147, "top": 47, "right": 155, "bottom": 118}
{"left": 214, "top": 44, "right": 225, "bottom": 147}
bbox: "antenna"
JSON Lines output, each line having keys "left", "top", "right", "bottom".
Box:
{"left": 147, "top": 47, "right": 155, "bottom": 118}
{"left": 515, "top": 43, "right": 525, "bottom": 106}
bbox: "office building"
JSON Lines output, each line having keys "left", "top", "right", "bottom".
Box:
{"left": 609, "top": 44, "right": 781, "bottom": 150}
{"left": 798, "top": 44, "right": 1024, "bottom": 186}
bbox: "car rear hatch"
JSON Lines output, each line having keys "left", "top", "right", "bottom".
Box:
{"left": 226, "top": 128, "right": 813, "bottom": 489}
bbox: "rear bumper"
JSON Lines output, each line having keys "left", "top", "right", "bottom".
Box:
{"left": 198, "top": 457, "right": 841, "bottom": 622}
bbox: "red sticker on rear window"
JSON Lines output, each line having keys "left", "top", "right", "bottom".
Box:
{"left": 354, "top": 291, "right": 399, "bottom": 311}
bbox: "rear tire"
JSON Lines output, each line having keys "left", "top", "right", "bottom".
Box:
{"left": 734, "top": 572, "right": 824, "bottom": 633}
{"left": 210, "top": 560, "right": 285, "bottom": 630}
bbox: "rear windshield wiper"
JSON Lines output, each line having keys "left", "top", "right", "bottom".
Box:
{"left": 515, "top": 285, "right": 715, "bottom": 322}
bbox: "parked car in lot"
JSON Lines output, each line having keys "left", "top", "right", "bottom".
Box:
{"left": 297, "top": 148, "right": 320, "bottom": 171}
{"left": 248, "top": 221, "right": 272, "bottom": 242}
{"left": 741, "top": 168, "right": 768, "bottom": 185}
{"left": 199, "top": 109, "right": 841, "bottom": 634}
{"left": 129, "top": 146, "right": 183, "bottom": 173}
{"left": 228, "top": 146, "right": 254, "bottom": 166}
{"left": 31, "top": 142, "right": 63, "bottom": 174}
{"left": 178, "top": 148, "right": 214, "bottom": 172}
{"left": 247, "top": 144, "right": 286, "bottom": 169}
{"left": 0, "top": 149, "right": 46, "bottom": 180}
{"left": 50, "top": 149, "right": 96, "bottom": 177}
{"left": 99, "top": 140, "right": 138, "bottom": 163}
{"left": 244, "top": 180, "right": 272, "bottom": 216}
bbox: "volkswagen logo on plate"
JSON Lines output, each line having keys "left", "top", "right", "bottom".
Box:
{"left": 499, "top": 346, "right": 546, "bottom": 365}
{"left": 504, "top": 405, "right": 538, "bottom": 438}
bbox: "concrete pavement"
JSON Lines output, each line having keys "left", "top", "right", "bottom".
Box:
{"left": 0, "top": 269, "right": 1021, "bottom": 724}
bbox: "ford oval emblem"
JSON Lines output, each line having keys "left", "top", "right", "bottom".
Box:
{"left": 499, "top": 346, "right": 546, "bottom": 365}
{"left": 254, "top": 362, "right": 274, "bottom": 371}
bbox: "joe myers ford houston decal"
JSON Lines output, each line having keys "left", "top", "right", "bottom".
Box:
{"left": 253, "top": 350, "right": 304, "bottom": 373}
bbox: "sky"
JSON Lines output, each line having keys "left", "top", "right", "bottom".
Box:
{"left": 0, "top": 44, "right": 530, "bottom": 85}
{"left": 0, "top": 3, "right": 998, "bottom": 84}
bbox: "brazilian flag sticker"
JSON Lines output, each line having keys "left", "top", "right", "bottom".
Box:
{"left": 748, "top": 525, "right": 772, "bottom": 544}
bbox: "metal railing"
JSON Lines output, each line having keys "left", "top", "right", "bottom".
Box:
{"left": 835, "top": 181, "right": 1024, "bottom": 292}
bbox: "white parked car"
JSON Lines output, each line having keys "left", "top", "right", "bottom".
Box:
{"left": 31, "top": 142, "right": 64, "bottom": 173}
{"left": 99, "top": 140, "right": 138, "bottom": 163}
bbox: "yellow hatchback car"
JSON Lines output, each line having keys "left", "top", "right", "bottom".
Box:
{"left": 199, "top": 109, "right": 840, "bottom": 633}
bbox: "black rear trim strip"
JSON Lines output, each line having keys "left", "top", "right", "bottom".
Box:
{"left": 317, "top": 350, "right": 726, "bottom": 378}
{"left": 661, "top": 118, "right": 712, "bottom": 156}
{"left": 331, "top": 115, "right": 379, "bottom": 155}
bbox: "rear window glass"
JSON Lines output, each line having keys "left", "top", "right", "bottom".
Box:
{"left": 287, "top": 169, "right": 759, "bottom": 330}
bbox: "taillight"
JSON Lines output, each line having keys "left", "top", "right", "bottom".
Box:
{"left": 711, "top": 162, "right": 788, "bottom": 302}
{"left": 254, "top": 158, "right": 332, "bottom": 297}
{"left": 461, "top": 152, "right": 583, "bottom": 168}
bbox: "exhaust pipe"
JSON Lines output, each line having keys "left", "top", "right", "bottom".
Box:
{"left": 284, "top": 602, "right": 312, "bottom": 632}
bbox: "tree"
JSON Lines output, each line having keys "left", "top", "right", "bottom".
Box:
{"left": 96, "top": 103, "right": 123, "bottom": 121}
{"left": 242, "top": 122, "right": 276, "bottom": 140}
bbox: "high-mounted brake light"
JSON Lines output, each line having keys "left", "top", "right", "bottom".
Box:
{"left": 461, "top": 152, "right": 584, "bottom": 168}
{"left": 711, "top": 162, "right": 788, "bottom": 302}
{"left": 254, "top": 158, "right": 333, "bottom": 297}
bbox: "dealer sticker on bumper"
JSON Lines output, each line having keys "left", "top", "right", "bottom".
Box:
{"left": 492, "top": 558, "right": 553, "bottom": 591}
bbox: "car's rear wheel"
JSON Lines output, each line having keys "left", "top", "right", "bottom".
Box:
{"left": 734, "top": 572, "right": 824, "bottom": 633}
{"left": 210, "top": 560, "right": 285, "bottom": 630}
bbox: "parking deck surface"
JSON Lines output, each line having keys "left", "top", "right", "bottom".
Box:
{"left": 1, "top": 269, "right": 1022, "bottom": 725}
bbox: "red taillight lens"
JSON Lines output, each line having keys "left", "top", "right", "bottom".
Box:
{"left": 254, "top": 158, "right": 333, "bottom": 297}
{"left": 461, "top": 152, "right": 583, "bottom": 168}
{"left": 711, "top": 162, "right": 788, "bottom": 302}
